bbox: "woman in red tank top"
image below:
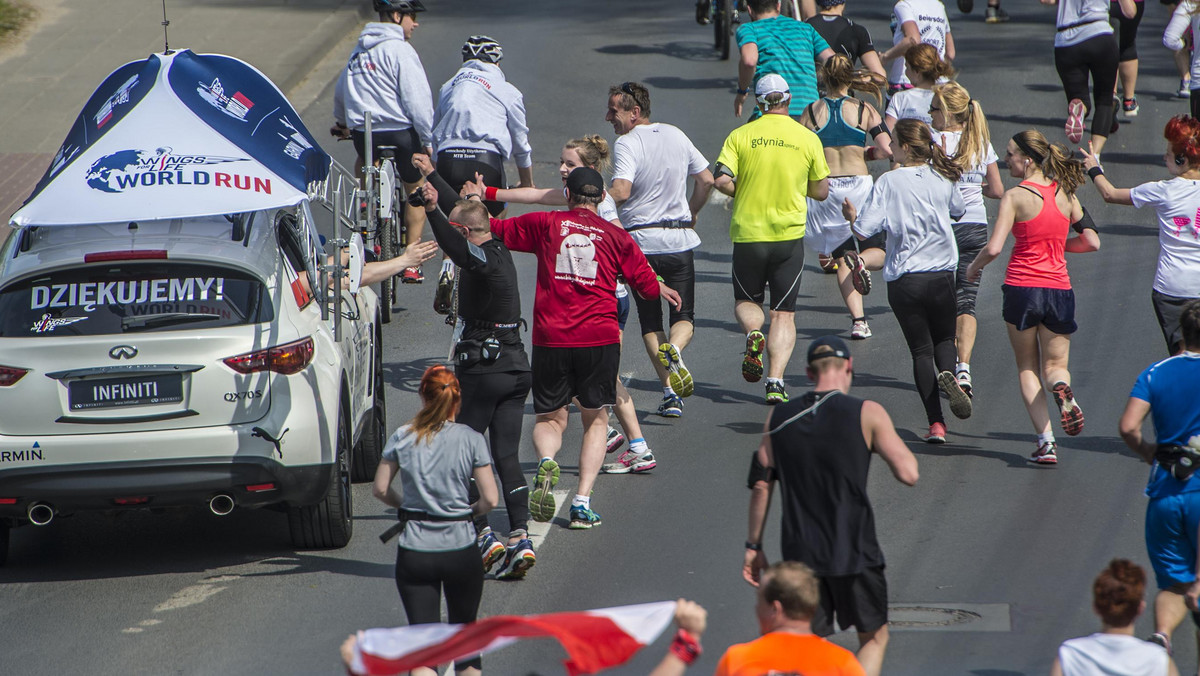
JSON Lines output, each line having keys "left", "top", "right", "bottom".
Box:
{"left": 966, "top": 130, "right": 1100, "bottom": 466}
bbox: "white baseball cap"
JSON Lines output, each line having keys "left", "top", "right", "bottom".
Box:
{"left": 755, "top": 73, "right": 791, "bottom": 102}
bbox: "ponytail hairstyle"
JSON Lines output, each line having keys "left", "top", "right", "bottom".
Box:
{"left": 410, "top": 365, "right": 461, "bottom": 444}
{"left": 564, "top": 134, "right": 612, "bottom": 174}
{"left": 1011, "top": 129, "right": 1086, "bottom": 195}
{"left": 904, "top": 43, "right": 956, "bottom": 85}
{"left": 1164, "top": 115, "right": 1200, "bottom": 168}
{"left": 932, "top": 82, "right": 991, "bottom": 170}
{"left": 819, "top": 53, "right": 886, "bottom": 106}
{"left": 894, "top": 119, "right": 962, "bottom": 182}
{"left": 1092, "top": 559, "right": 1145, "bottom": 628}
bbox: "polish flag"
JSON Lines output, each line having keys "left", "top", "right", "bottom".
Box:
{"left": 347, "top": 601, "right": 676, "bottom": 675}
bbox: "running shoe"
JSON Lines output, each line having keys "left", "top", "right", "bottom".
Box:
{"left": 851, "top": 319, "right": 872, "bottom": 340}
{"left": 843, "top": 251, "right": 872, "bottom": 295}
{"left": 657, "top": 393, "right": 684, "bottom": 418}
{"left": 606, "top": 426, "right": 625, "bottom": 454}
{"left": 765, "top": 381, "right": 789, "bottom": 405}
{"left": 925, "top": 422, "right": 947, "bottom": 444}
{"left": 938, "top": 370, "right": 973, "bottom": 420}
{"left": 1147, "top": 632, "right": 1173, "bottom": 655}
{"left": 401, "top": 266, "right": 424, "bottom": 284}
{"left": 956, "top": 368, "right": 973, "bottom": 399}
{"left": 1065, "top": 99, "right": 1086, "bottom": 144}
{"left": 957, "top": 0, "right": 973, "bottom": 12}
{"left": 529, "top": 458, "right": 560, "bottom": 523}
{"left": 569, "top": 504, "right": 602, "bottom": 529}
{"left": 658, "top": 343, "right": 694, "bottom": 397}
{"left": 984, "top": 5, "right": 1009, "bottom": 22}
{"left": 433, "top": 270, "right": 454, "bottom": 315}
{"left": 1052, "top": 381, "right": 1085, "bottom": 436}
{"left": 478, "top": 530, "right": 506, "bottom": 573}
{"left": 495, "top": 539, "right": 536, "bottom": 580}
{"left": 1179, "top": 80, "right": 1192, "bottom": 99}
{"left": 1028, "top": 440, "right": 1058, "bottom": 466}
{"left": 743, "top": 329, "right": 766, "bottom": 382}
{"left": 695, "top": 0, "right": 711, "bottom": 24}
{"left": 1122, "top": 98, "right": 1139, "bottom": 118}
{"left": 602, "top": 449, "right": 657, "bottom": 474}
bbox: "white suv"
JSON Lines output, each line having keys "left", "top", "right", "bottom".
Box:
{"left": 0, "top": 209, "right": 384, "bottom": 564}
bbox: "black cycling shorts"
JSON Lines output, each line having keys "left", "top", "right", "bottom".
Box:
{"left": 812, "top": 565, "right": 889, "bottom": 636}
{"left": 830, "top": 232, "right": 886, "bottom": 259}
{"left": 1002, "top": 284, "right": 1078, "bottom": 334}
{"left": 437, "top": 148, "right": 508, "bottom": 217}
{"left": 732, "top": 239, "right": 806, "bottom": 312}
{"left": 953, "top": 223, "right": 988, "bottom": 317}
{"left": 634, "top": 251, "right": 696, "bottom": 334}
{"left": 531, "top": 344, "right": 619, "bottom": 413}
{"left": 351, "top": 128, "right": 424, "bottom": 184}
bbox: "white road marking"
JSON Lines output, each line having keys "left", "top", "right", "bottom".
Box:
{"left": 152, "top": 583, "right": 228, "bottom": 613}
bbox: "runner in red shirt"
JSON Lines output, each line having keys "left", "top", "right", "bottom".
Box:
{"left": 489, "top": 167, "right": 680, "bottom": 529}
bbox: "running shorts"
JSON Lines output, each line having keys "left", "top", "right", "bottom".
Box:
{"left": 831, "top": 232, "right": 886, "bottom": 260}
{"left": 1146, "top": 492, "right": 1200, "bottom": 590}
{"left": 1152, "top": 289, "right": 1197, "bottom": 355}
{"left": 531, "top": 344, "right": 619, "bottom": 413}
{"left": 634, "top": 251, "right": 695, "bottom": 334}
{"left": 351, "top": 128, "right": 424, "bottom": 184}
{"left": 812, "top": 565, "right": 889, "bottom": 636}
{"left": 806, "top": 175, "right": 874, "bottom": 255}
{"left": 436, "top": 147, "right": 508, "bottom": 217}
{"left": 732, "top": 238, "right": 806, "bottom": 312}
{"left": 953, "top": 223, "right": 988, "bottom": 317}
{"left": 1001, "top": 284, "right": 1078, "bottom": 334}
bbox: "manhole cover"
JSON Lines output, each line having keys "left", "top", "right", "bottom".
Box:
{"left": 889, "top": 606, "right": 982, "bottom": 628}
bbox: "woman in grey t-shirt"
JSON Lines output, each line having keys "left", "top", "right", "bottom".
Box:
{"left": 373, "top": 365, "right": 497, "bottom": 676}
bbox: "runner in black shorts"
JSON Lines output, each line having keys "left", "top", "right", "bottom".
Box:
{"left": 436, "top": 149, "right": 507, "bottom": 217}
{"left": 530, "top": 344, "right": 619, "bottom": 414}
{"left": 732, "top": 241, "right": 807, "bottom": 312}
{"left": 351, "top": 128, "right": 425, "bottom": 184}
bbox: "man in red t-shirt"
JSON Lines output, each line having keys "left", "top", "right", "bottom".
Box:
{"left": 489, "top": 167, "right": 680, "bottom": 529}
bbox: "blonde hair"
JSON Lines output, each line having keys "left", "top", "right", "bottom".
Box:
{"left": 905, "top": 43, "right": 956, "bottom": 84}
{"left": 565, "top": 135, "right": 612, "bottom": 174}
{"left": 932, "top": 82, "right": 991, "bottom": 171}
{"left": 1011, "top": 129, "right": 1086, "bottom": 195}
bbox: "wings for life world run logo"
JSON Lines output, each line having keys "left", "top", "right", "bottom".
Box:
{"left": 85, "top": 148, "right": 272, "bottom": 195}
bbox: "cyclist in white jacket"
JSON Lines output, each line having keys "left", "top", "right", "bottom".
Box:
{"left": 333, "top": 0, "right": 434, "bottom": 283}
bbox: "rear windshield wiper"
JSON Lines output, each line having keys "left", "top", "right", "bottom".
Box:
{"left": 121, "top": 312, "right": 223, "bottom": 331}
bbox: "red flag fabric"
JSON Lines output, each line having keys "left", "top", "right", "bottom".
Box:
{"left": 349, "top": 601, "right": 677, "bottom": 675}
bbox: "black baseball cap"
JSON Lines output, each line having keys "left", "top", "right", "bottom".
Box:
{"left": 806, "top": 335, "right": 851, "bottom": 364}
{"left": 566, "top": 167, "right": 605, "bottom": 199}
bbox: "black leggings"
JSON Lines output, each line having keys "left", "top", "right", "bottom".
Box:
{"left": 1109, "top": 0, "right": 1144, "bottom": 63}
{"left": 887, "top": 271, "right": 958, "bottom": 425}
{"left": 1054, "top": 34, "right": 1119, "bottom": 138}
{"left": 395, "top": 545, "right": 484, "bottom": 670}
{"left": 458, "top": 370, "right": 531, "bottom": 535}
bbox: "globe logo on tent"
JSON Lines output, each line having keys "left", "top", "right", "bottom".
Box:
{"left": 85, "top": 148, "right": 247, "bottom": 194}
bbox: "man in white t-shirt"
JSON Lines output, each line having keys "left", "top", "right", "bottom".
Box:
{"left": 880, "top": 0, "right": 955, "bottom": 90}
{"left": 606, "top": 82, "right": 715, "bottom": 419}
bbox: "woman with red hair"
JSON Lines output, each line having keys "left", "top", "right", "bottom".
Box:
{"left": 1082, "top": 115, "right": 1200, "bottom": 355}
{"left": 372, "top": 365, "right": 498, "bottom": 676}
{"left": 1051, "top": 559, "right": 1177, "bottom": 675}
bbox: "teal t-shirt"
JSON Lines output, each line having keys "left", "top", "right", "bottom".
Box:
{"left": 736, "top": 15, "right": 830, "bottom": 118}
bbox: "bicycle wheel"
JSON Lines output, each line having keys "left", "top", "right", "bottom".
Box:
{"left": 715, "top": 0, "right": 732, "bottom": 60}
{"left": 378, "top": 214, "right": 396, "bottom": 324}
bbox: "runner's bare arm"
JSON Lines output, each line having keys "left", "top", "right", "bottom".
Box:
{"left": 608, "top": 178, "right": 633, "bottom": 205}
{"left": 689, "top": 169, "right": 716, "bottom": 221}
{"left": 744, "top": 419, "right": 774, "bottom": 587}
{"left": 862, "top": 400, "right": 918, "bottom": 485}
{"left": 808, "top": 177, "right": 829, "bottom": 202}
{"left": 646, "top": 601, "right": 708, "bottom": 676}
{"left": 1118, "top": 397, "right": 1156, "bottom": 463}
{"left": 736, "top": 42, "right": 759, "bottom": 117}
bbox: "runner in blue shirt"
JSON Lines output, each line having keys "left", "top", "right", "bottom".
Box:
{"left": 735, "top": 0, "right": 835, "bottom": 118}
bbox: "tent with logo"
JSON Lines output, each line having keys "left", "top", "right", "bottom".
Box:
{"left": 9, "top": 49, "right": 331, "bottom": 227}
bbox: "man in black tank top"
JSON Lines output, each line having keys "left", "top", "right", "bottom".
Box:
{"left": 743, "top": 335, "right": 919, "bottom": 676}
{"left": 804, "top": 0, "right": 886, "bottom": 79}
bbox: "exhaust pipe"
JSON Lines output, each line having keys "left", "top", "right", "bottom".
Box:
{"left": 27, "top": 502, "right": 54, "bottom": 526}
{"left": 208, "top": 494, "right": 235, "bottom": 516}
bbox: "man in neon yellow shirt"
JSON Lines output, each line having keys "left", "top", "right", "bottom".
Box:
{"left": 715, "top": 74, "right": 829, "bottom": 404}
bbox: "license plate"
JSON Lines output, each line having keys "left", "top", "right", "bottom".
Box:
{"left": 69, "top": 375, "right": 183, "bottom": 410}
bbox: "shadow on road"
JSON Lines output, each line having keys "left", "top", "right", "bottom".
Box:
{"left": 595, "top": 41, "right": 722, "bottom": 62}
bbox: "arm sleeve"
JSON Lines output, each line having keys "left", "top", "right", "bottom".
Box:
{"left": 808, "top": 144, "right": 831, "bottom": 182}
{"left": 885, "top": 93, "right": 901, "bottom": 120}
{"left": 1129, "top": 181, "right": 1164, "bottom": 210}
{"left": 611, "top": 136, "right": 638, "bottom": 182}
{"left": 854, "top": 179, "right": 887, "bottom": 237}
{"left": 506, "top": 89, "right": 534, "bottom": 169}
{"left": 949, "top": 180, "right": 968, "bottom": 220}
{"left": 854, "top": 23, "right": 876, "bottom": 55}
{"left": 809, "top": 26, "right": 831, "bottom": 55}
{"left": 715, "top": 134, "right": 739, "bottom": 178}
{"left": 894, "top": 1, "right": 917, "bottom": 26}
{"left": 736, "top": 22, "right": 755, "bottom": 48}
{"left": 398, "top": 46, "right": 435, "bottom": 146}
{"left": 1130, "top": 367, "right": 1153, "bottom": 403}
{"left": 619, "top": 235, "right": 661, "bottom": 299}
{"left": 470, "top": 430, "right": 491, "bottom": 468}
{"left": 687, "top": 138, "right": 710, "bottom": 176}
{"left": 426, "top": 170, "right": 464, "bottom": 215}
{"left": 1165, "top": 4, "right": 1192, "bottom": 51}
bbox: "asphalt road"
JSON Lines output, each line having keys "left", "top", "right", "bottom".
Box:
{"left": 0, "top": 1, "right": 1187, "bottom": 674}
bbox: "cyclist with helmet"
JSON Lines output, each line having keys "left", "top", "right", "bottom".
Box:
{"left": 430, "top": 35, "right": 535, "bottom": 311}
{"left": 333, "top": 0, "right": 434, "bottom": 284}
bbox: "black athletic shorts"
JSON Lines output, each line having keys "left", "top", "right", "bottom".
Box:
{"left": 812, "top": 565, "right": 889, "bottom": 636}
{"left": 436, "top": 148, "right": 508, "bottom": 217}
{"left": 732, "top": 238, "right": 806, "bottom": 312}
{"left": 1002, "top": 284, "right": 1078, "bottom": 334}
{"left": 1152, "top": 289, "right": 1197, "bottom": 355}
{"left": 531, "top": 344, "right": 619, "bottom": 413}
{"left": 830, "top": 232, "right": 886, "bottom": 259}
{"left": 351, "top": 128, "right": 424, "bottom": 184}
{"left": 634, "top": 251, "right": 696, "bottom": 334}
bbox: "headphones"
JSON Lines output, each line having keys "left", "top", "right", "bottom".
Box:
{"left": 1176, "top": 154, "right": 1189, "bottom": 167}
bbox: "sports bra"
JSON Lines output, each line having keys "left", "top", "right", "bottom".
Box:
{"left": 807, "top": 97, "right": 867, "bottom": 149}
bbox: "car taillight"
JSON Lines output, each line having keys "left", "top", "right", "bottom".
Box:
{"left": 223, "top": 337, "right": 314, "bottom": 375}
{"left": 83, "top": 250, "right": 168, "bottom": 263}
{"left": 0, "top": 366, "right": 28, "bottom": 386}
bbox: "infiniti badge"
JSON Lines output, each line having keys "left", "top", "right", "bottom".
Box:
{"left": 109, "top": 345, "right": 138, "bottom": 360}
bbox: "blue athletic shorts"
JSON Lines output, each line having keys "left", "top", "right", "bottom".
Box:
{"left": 1146, "top": 492, "right": 1200, "bottom": 590}
{"left": 1001, "top": 284, "right": 1078, "bottom": 334}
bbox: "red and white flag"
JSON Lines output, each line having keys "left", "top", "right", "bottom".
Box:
{"left": 347, "top": 601, "right": 676, "bottom": 675}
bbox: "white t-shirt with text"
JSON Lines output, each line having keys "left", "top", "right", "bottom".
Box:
{"left": 889, "top": 0, "right": 950, "bottom": 85}
{"left": 935, "top": 130, "right": 998, "bottom": 225}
